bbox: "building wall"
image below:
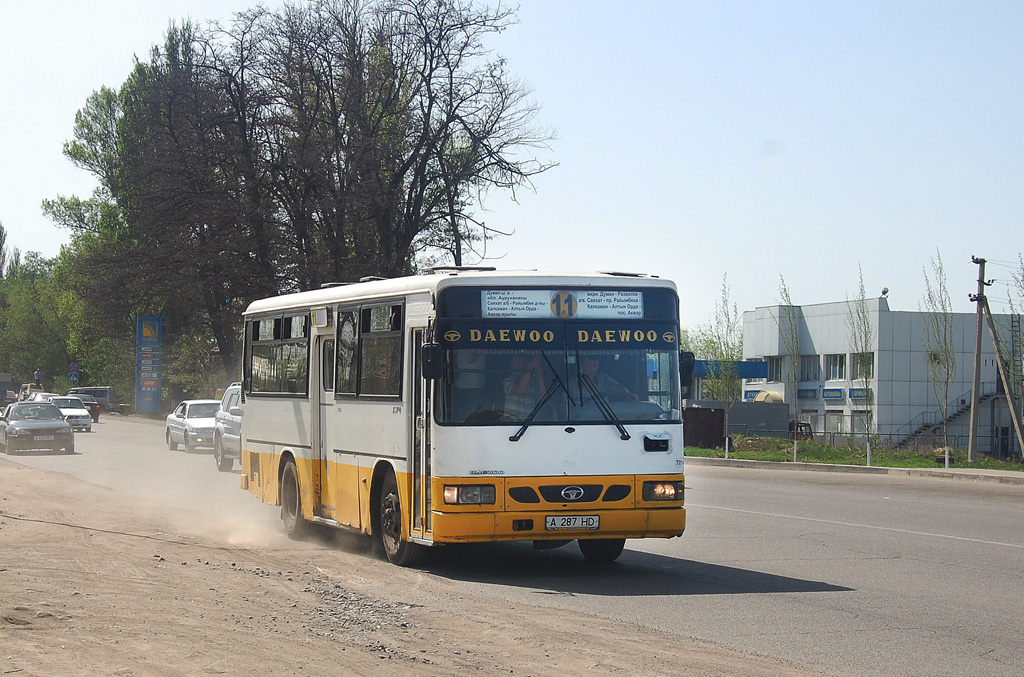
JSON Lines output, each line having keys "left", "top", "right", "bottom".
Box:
{"left": 741, "top": 298, "right": 1018, "bottom": 453}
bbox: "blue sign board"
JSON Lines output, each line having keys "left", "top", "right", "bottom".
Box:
{"left": 694, "top": 360, "right": 768, "bottom": 379}
{"left": 797, "top": 389, "right": 818, "bottom": 400}
{"left": 822, "top": 388, "right": 845, "bottom": 400}
{"left": 849, "top": 388, "right": 871, "bottom": 400}
{"left": 136, "top": 316, "right": 163, "bottom": 414}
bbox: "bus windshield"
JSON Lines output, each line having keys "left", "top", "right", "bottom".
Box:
{"left": 438, "top": 344, "right": 680, "bottom": 426}
{"left": 435, "top": 285, "right": 681, "bottom": 426}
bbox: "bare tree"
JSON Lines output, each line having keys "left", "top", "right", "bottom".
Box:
{"left": 920, "top": 249, "right": 956, "bottom": 467}
{"left": 775, "top": 275, "right": 800, "bottom": 458}
{"left": 845, "top": 264, "right": 875, "bottom": 464}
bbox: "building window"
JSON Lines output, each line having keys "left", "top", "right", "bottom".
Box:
{"left": 800, "top": 355, "right": 820, "bottom": 382}
{"left": 851, "top": 352, "right": 874, "bottom": 380}
{"left": 766, "top": 356, "right": 782, "bottom": 383}
{"left": 824, "top": 353, "right": 846, "bottom": 381}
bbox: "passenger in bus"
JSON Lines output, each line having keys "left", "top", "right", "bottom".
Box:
{"left": 576, "top": 356, "right": 638, "bottom": 403}
{"left": 502, "top": 353, "right": 544, "bottom": 420}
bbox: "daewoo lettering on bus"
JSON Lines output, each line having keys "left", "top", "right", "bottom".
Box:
{"left": 239, "top": 268, "right": 685, "bottom": 566}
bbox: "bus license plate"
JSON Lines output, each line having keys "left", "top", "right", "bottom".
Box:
{"left": 545, "top": 515, "right": 599, "bottom": 531}
{"left": 35, "top": 435, "right": 55, "bottom": 441}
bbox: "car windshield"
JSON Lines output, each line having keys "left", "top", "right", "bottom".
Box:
{"left": 51, "top": 398, "right": 83, "bottom": 408}
{"left": 187, "top": 403, "right": 220, "bottom": 418}
{"left": 11, "top": 404, "right": 63, "bottom": 421}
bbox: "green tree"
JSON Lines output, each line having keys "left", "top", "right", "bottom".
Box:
{"left": 692, "top": 275, "right": 743, "bottom": 452}
{"left": 45, "top": 0, "right": 552, "bottom": 400}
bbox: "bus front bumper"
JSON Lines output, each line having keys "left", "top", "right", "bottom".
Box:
{"left": 428, "top": 507, "right": 685, "bottom": 544}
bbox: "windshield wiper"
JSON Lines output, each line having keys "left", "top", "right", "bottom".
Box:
{"left": 509, "top": 352, "right": 576, "bottom": 442}
{"left": 540, "top": 351, "right": 576, "bottom": 406}
{"left": 579, "top": 373, "right": 631, "bottom": 440}
{"left": 575, "top": 352, "right": 630, "bottom": 440}
{"left": 509, "top": 378, "right": 562, "bottom": 442}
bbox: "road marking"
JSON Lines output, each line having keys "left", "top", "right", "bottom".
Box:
{"left": 690, "top": 504, "right": 1024, "bottom": 549}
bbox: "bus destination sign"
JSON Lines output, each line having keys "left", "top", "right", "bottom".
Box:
{"left": 482, "top": 290, "right": 643, "bottom": 319}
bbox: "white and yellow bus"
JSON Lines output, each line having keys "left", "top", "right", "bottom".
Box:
{"left": 240, "top": 268, "right": 685, "bottom": 565}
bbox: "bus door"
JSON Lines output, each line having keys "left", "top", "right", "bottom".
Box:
{"left": 313, "top": 333, "right": 336, "bottom": 522}
{"left": 410, "top": 329, "right": 433, "bottom": 540}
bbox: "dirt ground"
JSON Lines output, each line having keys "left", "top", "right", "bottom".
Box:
{"left": 0, "top": 456, "right": 822, "bottom": 676}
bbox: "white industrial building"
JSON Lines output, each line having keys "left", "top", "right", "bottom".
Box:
{"left": 741, "top": 297, "right": 1022, "bottom": 457}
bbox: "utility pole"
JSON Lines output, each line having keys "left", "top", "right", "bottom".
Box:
{"left": 967, "top": 257, "right": 986, "bottom": 463}
{"left": 968, "top": 255, "right": 1024, "bottom": 462}
{"left": 982, "top": 295, "right": 1024, "bottom": 461}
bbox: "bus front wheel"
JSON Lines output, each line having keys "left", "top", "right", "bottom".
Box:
{"left": 280, "top": 459, "right": 309, "bottom": 539}
{"left": 379, "top": 471, "right": 425, "bottom": 567}
{"left": 578, "top": 538, "right": 625, "bottom": 563}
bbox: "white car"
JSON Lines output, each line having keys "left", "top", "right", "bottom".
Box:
{"left": 47, "top": 396, "right": 93, "bottom": 432}
{"left": 165, "top": 399, "right": 221, "bottom": 452}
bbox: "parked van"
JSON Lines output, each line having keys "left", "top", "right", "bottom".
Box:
{"left": 67, "top": 386, "right": 120, "bottom": 412}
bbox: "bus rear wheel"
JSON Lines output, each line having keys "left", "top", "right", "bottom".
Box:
{"left": 280, "top": 459, "right": 309, "bottom": 539}
{"left": 379, "top": 471, "right": 425, "bottom": 567}
{"left": 578, "top": 538, "right": 625, "bottom": 563}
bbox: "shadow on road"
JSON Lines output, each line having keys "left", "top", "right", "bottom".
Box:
{"left": 416, "top": 541, "right": 852, "bottom": 597}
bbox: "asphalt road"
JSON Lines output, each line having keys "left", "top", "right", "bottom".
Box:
{"left": 8, "top": 416, "right": 1024, "bottom": 676}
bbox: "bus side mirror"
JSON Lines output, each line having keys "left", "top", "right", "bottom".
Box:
{"left": 679, "top": 351, "right": 695, "bottom": 398}
{"left": 421, "top": 343, "right": 443, "bottom": 380}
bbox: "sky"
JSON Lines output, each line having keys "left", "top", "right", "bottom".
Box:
{"left": 3, "top": 1, "right": 1024, "bottom": 330}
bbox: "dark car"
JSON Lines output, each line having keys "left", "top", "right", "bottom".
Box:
{"left": 67, "top": 386, "right": 120, "bottom": 412}
{"left": 213, "top": 383, "right": 242, "bottom": 472}
{"left": 1, "top": 402, "right": 75, "bottom": 454}
{"left": 71, "top": 393, "right": 102, "bottom": 422}
{"left": 789, "top": 420, "right": 813, "bottom": 441}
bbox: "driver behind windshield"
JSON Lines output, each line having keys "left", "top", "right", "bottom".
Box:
{"left": 576, "top": 356, "right": 638, "bottom": 403}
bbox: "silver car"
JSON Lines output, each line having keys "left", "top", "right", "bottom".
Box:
{"left": 213, "top": 383, "right": 242, "bottom": 472}
{"left": 165, "top": 399, "right": 220, "bottom": 453}
{"left": 48, "top": 396, "right": 93, "bottom": 432}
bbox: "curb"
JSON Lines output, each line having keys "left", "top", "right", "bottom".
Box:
{"left": 684, "top": 456, "right": 1024, "bottom": 486}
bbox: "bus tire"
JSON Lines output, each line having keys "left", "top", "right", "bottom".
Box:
{"left": 280, "top": 458, "right": 309, "bottom": 540}
{"left": 578, "top": 538, "right": 625, "bottom": 563}
{"left": 379, "top": 470, "right": 425, "bottom": 567}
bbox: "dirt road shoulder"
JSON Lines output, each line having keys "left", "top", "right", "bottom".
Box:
{"left": 1, "top": 456, "right": 822, "bottom": 676}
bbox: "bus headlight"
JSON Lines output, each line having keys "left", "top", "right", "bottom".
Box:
{"left": 443, "top": 484, "right": 496, "bottom": 505}
{"left": 643, "top": 481, "right": 684, "bottom": 501}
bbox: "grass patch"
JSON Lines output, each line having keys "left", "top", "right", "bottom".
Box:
{"left": 685, "top": 436, "right": 1024, "bottom": 471}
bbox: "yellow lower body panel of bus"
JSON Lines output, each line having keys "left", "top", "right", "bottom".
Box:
{"left": 426, "top": 474, "right": 685, "bottom": 544}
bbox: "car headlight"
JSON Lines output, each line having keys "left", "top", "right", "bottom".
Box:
{"left": 7, "top": 428, "right": 20, "bottom": 437}
{"left": 643, "top": 480, "right": 685, "bottom": 501}
{"left": 443, "top": 484, "right": 496, "bottom": 505}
